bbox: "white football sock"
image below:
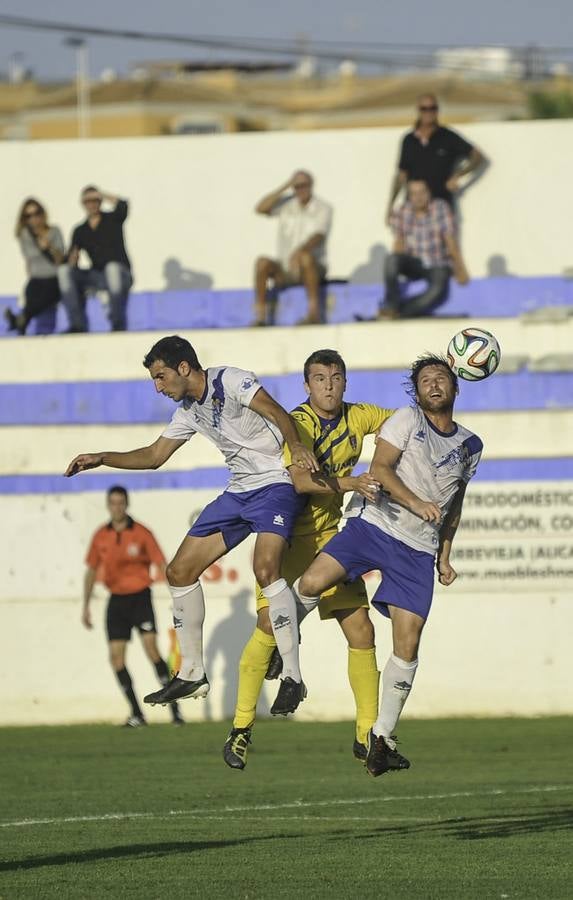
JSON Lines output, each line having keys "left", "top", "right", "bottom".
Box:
{"left": 169, "top": 582, "right": 205, "bottom": 681}
{"left": 266, "top": 578, "right": 302, "bottom": 681}
{"left": 292, "top": 577, "right": 320, "bottom": 625}
{"left": 373, "top": 653, "right": 418, "bottom": 738}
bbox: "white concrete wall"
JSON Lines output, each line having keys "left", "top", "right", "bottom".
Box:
{"left": 2, "top": 119, "right": 573, "bottom": 293}
{"left": 1, "top": 480, "right": 572, "bottom": 725}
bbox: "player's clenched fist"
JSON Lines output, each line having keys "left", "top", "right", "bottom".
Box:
{"left": 437, "top": 557, "right": 457, "bottom": 586}
{"left": 65, "top": 453, "right": 103, "bottom": 477}
{"left": 290, "top": 442, "right": 320, "bottom": 472}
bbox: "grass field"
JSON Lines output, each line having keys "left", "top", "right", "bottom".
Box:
{"left": 0, "top": 717, "right": 572, "bottom": 899}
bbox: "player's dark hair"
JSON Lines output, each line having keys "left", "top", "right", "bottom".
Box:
{"left": 81, "top": 184, "right": 99, "bottom": 196}
{"left": 406, "top": 353, "right": 458, "bottom": 398}
{"left": 143, "top": 335, "right": 202, "bottom": 372}
{"left": 303, "top": 349, "right": 346, "bottom": 382}
{"left": 107, "top": 485, "right": 128, "bottom": 503}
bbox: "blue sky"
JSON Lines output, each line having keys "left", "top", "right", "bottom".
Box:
{"left": 1, "top": 0, "right": 571, "bottom": 80}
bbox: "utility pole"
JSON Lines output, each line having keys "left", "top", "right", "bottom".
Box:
{"left": 64, "top": 36, "right": 90, "bottom": 139}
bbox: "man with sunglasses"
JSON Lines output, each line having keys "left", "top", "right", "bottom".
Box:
{"left": 59, "top": 185, "right": 132, "bottom": 332}
{"left": 253, "top": 170, "right": 332, "bottom": 326}
{"left": 386, "top": 94, "right": 484, "bottom": 225}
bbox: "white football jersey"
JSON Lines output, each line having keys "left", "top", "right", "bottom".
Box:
{"left": 345, "top": 405, "right": 483, "bottom": 554}
{"left": 162, "top": 366, "right": 292, "bottom": 493}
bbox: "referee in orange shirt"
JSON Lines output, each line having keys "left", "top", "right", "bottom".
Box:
{"left": 83, "top": 485, "right": 183, "bottom": 727}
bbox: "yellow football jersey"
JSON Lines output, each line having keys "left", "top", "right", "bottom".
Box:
{"left": 284, "top": 401, "right": 394, "bottom": 537}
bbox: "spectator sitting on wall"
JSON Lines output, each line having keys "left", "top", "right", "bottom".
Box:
{"left": 58, "top": 186, "right": 133, "bottom": 333}
{"left": 386, "top": 93, "right": 485, "bottom": 224}
{"left": 4, "top": 198, "right": 65, "bottom": 336}
{"left": 378, "top": 180, "right": 469, "bottom": 320}
{"left": 253, "top": 170, "right": 332, "bottom": 326}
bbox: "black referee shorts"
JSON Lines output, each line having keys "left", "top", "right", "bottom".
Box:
{"left": 106, "top": 588, "right": 157, "bottom": 642}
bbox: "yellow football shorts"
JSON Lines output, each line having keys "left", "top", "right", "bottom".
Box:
{"left": 255, "top": 528, "right": 368, "bottom": 620}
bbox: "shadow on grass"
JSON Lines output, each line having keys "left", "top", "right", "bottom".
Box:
{"left": 0, "top": 834, "right": 299, "bottom": 873}
{"left": 354, "top": 806, "right": 573, "bottom": 842}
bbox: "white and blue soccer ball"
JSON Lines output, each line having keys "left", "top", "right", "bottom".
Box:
{"left": 447, "top": 327, "right": 501, "bottom": 381}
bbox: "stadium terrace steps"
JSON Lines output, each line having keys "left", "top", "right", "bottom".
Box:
{"left": 1, "top": 318, "right": 573, "bottom": 383}
{"left": 1, "top": 369, "right": 572, "bottom": 426}
{"left": 1, "top": 276, "right": 573, "bottom": 336}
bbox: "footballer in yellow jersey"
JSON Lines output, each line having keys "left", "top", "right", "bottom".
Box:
{"left": 224, "top": 349, "right": 394, "bottom": 770}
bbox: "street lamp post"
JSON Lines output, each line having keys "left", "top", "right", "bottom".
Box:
{"left": 64, "top": 36, "right": 90, "bottom": 139}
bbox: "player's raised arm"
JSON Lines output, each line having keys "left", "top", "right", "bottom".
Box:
{"left": 436, "top": 481, "right": 467, "bottom": 586}
{"left": 370, "top": 438, "right": 441, "bottom": 523}
{"left": 248, "top": 387, "right": 319, "bottom": 471}
{"left": 65, "top": 435, "right": 186, "bottom": 477}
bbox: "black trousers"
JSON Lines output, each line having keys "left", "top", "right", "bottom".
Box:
{"left": 382, "top": 253, "right": 450, "bottom": 318}
{"left": 24, "top": 276, "right": 61, "bottom": 324}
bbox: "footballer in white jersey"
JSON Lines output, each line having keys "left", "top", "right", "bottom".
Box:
{"left": 65, "top": 335, "right": 318, "bottom": 718}
{"left": 293, "top": 354, "right": 482, "bottom": 777}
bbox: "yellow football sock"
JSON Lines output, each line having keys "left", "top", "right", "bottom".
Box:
{"left": 233, "top": 627, "right": 276, "bottom": 729}
{"left": 348, "top": 647, "right": 380, "bottom": 746}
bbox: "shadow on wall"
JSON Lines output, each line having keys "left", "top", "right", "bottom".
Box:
{"left": 204, "top": 588, "right": 272, "bottom": 721}
{"left": 162, "top": 258, "right": 214, "bottom": 290}
{"left": 486, "top": 254, "right": 515, "bottom": 277}
{"left": 349, "top": 243, "right": 387, "bottom": 284}
{"left": 453, "top": 155, "right": 490, "bottom": 246}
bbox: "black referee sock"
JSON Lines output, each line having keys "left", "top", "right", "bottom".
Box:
{"left": 116, "top": 667, "right": 143, "bottom": 719}
{"left": 154, "top": 658, "right": 170, "bottom": 685}
{"left": 154, "top": 658, "right": 182, "bottom": 722}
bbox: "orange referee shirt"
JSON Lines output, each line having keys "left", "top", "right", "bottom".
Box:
{"left": 86, "top": 516, "right": 166, "bottom": 595}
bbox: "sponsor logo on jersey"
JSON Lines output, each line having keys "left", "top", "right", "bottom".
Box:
{"left": 435, "top": 444, "right": 466, "bottom": 472}
{"left": 273, "top": 514, "right": 285, "bottom": 526}
{"left": 240, "top": 377, "right": 254, "bottom": 391}
{"left": 414, "top": 429, "right": 426, "bottom": 442}
{"left": 173, "top": 615, "right": 183, "bottom": 629}
{"left": 127, "top": 543, "right": 140, "bottom": 557}
{"left": 349, "top": 434, "right": 357, "bottom": 450}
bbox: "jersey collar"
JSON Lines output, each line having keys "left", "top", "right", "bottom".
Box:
{"left": 106, "top": 515, "right": 135, "bottom": 531}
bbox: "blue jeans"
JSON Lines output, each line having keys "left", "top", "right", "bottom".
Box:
{"left": 58, "top": 262, "right": 132, "bottom": 332}
{"left": 382, "top": 253, "right": 450, "bottom": 318}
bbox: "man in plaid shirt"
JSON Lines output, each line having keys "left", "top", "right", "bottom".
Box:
{"left": 379, "top": 180, "right": 469, "bottom": 319}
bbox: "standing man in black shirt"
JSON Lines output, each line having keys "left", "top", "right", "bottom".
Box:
{"left": 60, "top": 185, "right": 133, "bottom": 332}
{"left": 385, "top": 94, "right": 485, "bottom": 224}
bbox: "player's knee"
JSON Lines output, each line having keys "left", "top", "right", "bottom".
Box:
{"left": 299, "top": 571, "right": 321, "bottom": 597}
{"left": 393, "top": 635, "right": 420, "bottom": 662}
{"left": 353, "top": 614, "right": 375, "bottom": 649}
{"left": 166, "top": 558, "right": 197, "bottom": 586}
{"left": 253, "top": 560, "right": 280, "bottom": 588}
{"left": 257, "top": 607, "right": 273, "bottom": 635}
{"left": 338, "top": 609, "right": 374, "bottom": 649}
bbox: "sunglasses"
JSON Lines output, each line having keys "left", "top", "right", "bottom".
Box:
{"left": 24, "top": 209, "right": 42, "bottom": 219}
{"left": 419, "top": 105, "right": 438, "bottom": 112}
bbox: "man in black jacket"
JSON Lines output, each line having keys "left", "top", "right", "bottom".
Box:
{"left": 60, "top": 185, "right": 133, "bottom": 332}
{"left": 385, "top": 94, "right": 485, "bottom": 225}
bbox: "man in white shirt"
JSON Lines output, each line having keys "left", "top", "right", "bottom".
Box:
{"left": 254, "top": 170, "right": 333, "bottom": 326}
{"left": 291, "top": 355, "right": 483, "bottom": 776}
{"left": 65, "top": 335, "right": 318, "bottom": 717}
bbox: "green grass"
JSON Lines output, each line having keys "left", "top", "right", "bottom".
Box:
{"left": 0, "top": 718, "right": 572, "bottom": 899}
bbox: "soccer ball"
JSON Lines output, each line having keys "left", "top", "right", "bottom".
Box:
{"left": 447, "top": 328, "right": 501, "bottom": 381}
